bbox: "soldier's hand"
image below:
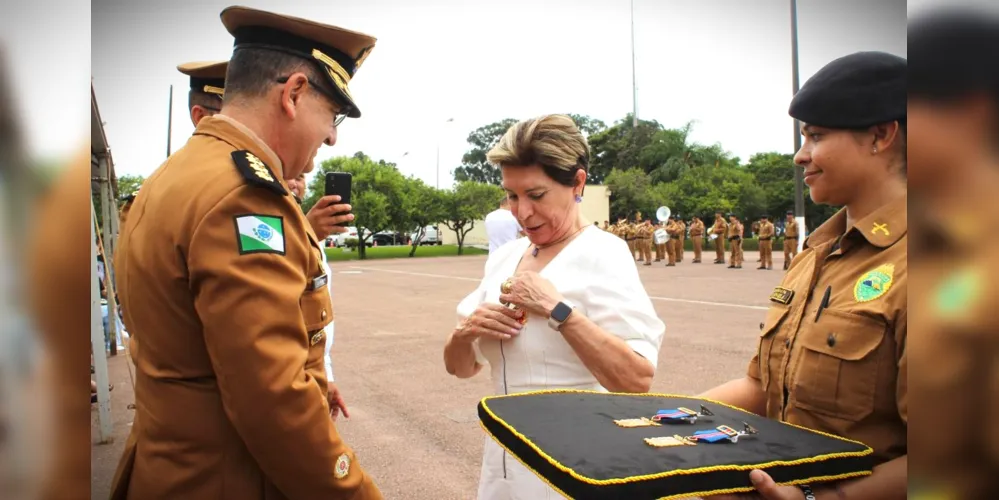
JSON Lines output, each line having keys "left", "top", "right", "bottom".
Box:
{"left": 327, "top": 382, "right": 350, "bottom": 420}
{"left": 306, "top": 195, "right": 354, "bottom": 240}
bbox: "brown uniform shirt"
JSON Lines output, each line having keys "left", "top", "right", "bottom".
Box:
{"left": 785, "top": 219, "right": 800, "bottom": 239}
{"left": 110, "top": 116, "right": 380, "bottom": 499}
{"left": 712, "top": 219, "right": 728, "bottom": 237}
{"left": 727, "top": 221, "right": 743, "bottom": 239}
{"left": 677, "top": 220, "right": 687, "bottom": 237}
{"left": 758, "top": 221, "right": 775, "bottom": 239}
{"left": 748, "top": 193, "right": 907, "bottom": 466}
{"left": 909, "top": 175, "right": 999, "bottom": 497}
{"left": 689, "top": 220, "right": 705, "bottom": 236}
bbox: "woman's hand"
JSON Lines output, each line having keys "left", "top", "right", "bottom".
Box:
{"left": 499, "top": 271, "right": 565, "bottom": 317}
{"left": 455, "top": 303, "right": 524, "bottom": 343}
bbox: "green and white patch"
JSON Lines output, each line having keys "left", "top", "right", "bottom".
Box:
{"left": 235, "top": 215, "right": 285, "bottom": 255}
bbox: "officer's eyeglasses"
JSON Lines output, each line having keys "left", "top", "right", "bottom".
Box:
{"left": 275, "top": 76, "right": 349, "bottom": 127}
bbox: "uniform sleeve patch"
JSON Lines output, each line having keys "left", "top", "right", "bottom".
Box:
{"left": 232, "top": 150, "right": 288, "bottom": 196}
{"left": 770, "top": 286, "right": 794, "bottom": 304}
{"left": 234, "top": 214, "right": 286, "bottom": 255}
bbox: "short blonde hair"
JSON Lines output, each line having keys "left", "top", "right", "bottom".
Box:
{"left": 487, "top": 114, "right": 589, "bottom": 187}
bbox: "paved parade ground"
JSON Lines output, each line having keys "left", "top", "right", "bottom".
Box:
{"left": 91, "top": 249, "right": 787, "bottom": 499}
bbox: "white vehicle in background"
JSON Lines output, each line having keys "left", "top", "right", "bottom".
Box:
{"left": 331, "top": 226, "right": 371, "bottom": 247}
{"left": 410, "top": 225, "right": 442, "bottom": 246}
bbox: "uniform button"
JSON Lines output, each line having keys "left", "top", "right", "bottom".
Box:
{"left": 322, "top": 310, "right": 327, "bottom": 320}
{"left": 784, "top": 339, "right": 790, "bottom": 348}
{"left": 827, "top": 333, "right": 836, "bottom": 347}
{"left": 759, "top": 322, "right": 765, "bottom": 331}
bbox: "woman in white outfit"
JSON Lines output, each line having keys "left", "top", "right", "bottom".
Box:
{"left": 443, "top": 115, "right": 666, "bottom": 500}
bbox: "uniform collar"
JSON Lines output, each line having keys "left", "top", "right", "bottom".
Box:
{"left": 806, "top": 192, "right": 907, "bottom": 250}
{"left": 194, "top": 115, "right": 286, "bottom": 180}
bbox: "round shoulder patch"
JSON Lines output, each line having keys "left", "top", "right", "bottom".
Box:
{"left": 853, "top": 263, "right": 895, "bottom": 303}
{"left": 334, "top": 453, "right": 351, "bottom": 479}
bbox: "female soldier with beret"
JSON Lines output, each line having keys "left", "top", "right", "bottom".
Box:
{"left": 701, "top": 51, "right": 908, "bottom": 499}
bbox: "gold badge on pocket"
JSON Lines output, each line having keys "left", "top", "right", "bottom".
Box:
{"left": 310, "top": 331, "right": 325, "bottom": 346}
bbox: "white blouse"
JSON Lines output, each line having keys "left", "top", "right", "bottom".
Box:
{"left": 456, "top": 226, "right": 665, "bottom": 499}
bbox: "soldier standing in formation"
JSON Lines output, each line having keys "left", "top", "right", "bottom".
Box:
{"left": 637, "top": 218, "right": 653, "bottom": 266}
{"left": 751, "top": 218, "right": 762, "bottom": 263}
{"left": 654, "top": 218, "right": 666, "bottom": 262}
{"left": 783, "top": 210, "right": 799, "bottom": 270}
{"left": 674, "top": 215, "right": 686, "bottom": 263}
{"left": 756, "top": 215, "right": 775, "bottom": 270}
{"left": 664, "top": 215, "right": 678, "bottom": 266}
{"left": 689, "top": 215, "right": 705, "bottom": 263}
{"left": 727, "top": 213, "right": 744, "bottom": 269}
{"left": 710, "top": 212, "right": 727, "bottom": 264}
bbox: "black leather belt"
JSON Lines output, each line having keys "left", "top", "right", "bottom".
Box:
{"left": 760, "top": 237, "right": 772, "bottom": 241}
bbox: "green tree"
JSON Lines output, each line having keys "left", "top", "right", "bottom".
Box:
{"left": 401, "top": 178, "right": 447, "bottom": 257}
{"left": 116, "top": 174, "right": 145, "bottom": 210}
{"left": 587, "top": 114, "right": 665, "bottom": 184}
{"left": 604, "top": 167, "right": 655, "bottom": 220}
{"left": 453, "top": 118, "right": 518, "bottom": 185}
{"left": 565, "top": 114, "right": 607, "bottom": 137}
{"left": 308, "top": 152, "right": 406, "bottom": 259}
{"left": 442, "top": 181, "right": 504, "bottom": 254}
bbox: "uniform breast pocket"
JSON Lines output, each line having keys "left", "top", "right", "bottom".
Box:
{"left": 793, "top": 309, "right": 887, "bottom": 421}
{"left": 300, "top": 281, "right": 333, "bottom": 335}
{"left": 757, "top": 305, "right": 791, "bottom": 392}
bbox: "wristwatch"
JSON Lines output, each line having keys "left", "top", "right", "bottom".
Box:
{"left": 547, "top": 301, "right": 574, "bottom": 331}
{"left": 798, "top": 484, "right": 816, "bottom": 500}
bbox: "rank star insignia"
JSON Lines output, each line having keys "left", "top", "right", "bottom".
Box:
{"left": 854, "top": 263, "right": 895, "bottom": 303}
{"left": 245, "top": 152, "right": 274, "bottom": 182}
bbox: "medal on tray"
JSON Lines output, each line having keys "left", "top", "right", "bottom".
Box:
{"left": 500, "top": 279, "right": 527, "bottom": 325}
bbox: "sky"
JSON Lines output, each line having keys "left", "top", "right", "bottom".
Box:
{"left": 27, "top": 0, "right": 914, "bottom": 188}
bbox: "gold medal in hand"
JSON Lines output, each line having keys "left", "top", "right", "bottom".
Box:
{"left": 500, "top": 279, "right": 527, "bottom": 324}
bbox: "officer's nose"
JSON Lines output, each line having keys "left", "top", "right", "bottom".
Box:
{"left": 324, "top": 126, "right": 338, "bottom": 147}
{"left": 793, "top": 144, "right": 810, "bottom": 167}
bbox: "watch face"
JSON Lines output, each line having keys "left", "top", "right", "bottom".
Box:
{"left": 551, "top": 302, "right": 572, "bottom": 322}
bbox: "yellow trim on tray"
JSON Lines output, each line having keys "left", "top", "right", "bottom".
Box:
{"left": 478, "top": 389, "right": 874, "bottom": 488}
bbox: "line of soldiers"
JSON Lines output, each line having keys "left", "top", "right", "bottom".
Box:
{"left": 601, "top": 211, "right": 800, "bottom": 271}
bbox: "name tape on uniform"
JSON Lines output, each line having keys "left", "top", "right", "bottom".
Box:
{"left": 770, "top": 287, "right": 794, "bottom": 305}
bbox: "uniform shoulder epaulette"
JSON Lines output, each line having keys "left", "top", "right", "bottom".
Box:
{"left": 231, "top": 150, "right": 287, "bottom": 196}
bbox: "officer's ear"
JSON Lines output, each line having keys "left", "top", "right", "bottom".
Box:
{"left": 279, "top": 72, "right": 311, "bottom": 119}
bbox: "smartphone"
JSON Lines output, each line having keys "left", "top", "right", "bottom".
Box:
{"left": 324, "top": 172, "right": 352, "bottom": 224}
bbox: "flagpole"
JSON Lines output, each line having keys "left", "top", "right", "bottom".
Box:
{"left": 166, "top": 84, "right": 174, "bottom": 158}
{"left": 630, "top": 0, "right": 638, "bottom": 128}
{"left": 790, "top": 0, "right": 804, "bottom": 248}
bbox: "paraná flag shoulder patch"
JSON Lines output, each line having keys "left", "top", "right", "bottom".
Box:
{"left": 234, "top": 214, "right": 285, "bottom": 255}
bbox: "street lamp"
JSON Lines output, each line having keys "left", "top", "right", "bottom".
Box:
{"left": 436, "top": 117, "right": 454, "bottom": 189}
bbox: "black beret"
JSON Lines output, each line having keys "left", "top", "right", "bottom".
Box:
{"left": 120, "top": 194, "right": 136, "bottom": 203}
{"left": 789, "top": 51, "right": 906, "bottom": 129}
{"left": 908, "top": 9, "right": 999, "bottom": 100}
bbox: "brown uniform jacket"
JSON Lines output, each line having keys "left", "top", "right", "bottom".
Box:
{"left": 711, "top": 219, "right": 728, "bottom": 236}
{"left": 110, "top": 116, "right": 380, "bottom": 500}
{"left": 909, "top": 175, "right": 999, "bottom": 497}
{"left": 785, "top": 219, "right": 799, "bottom": 239}
{"left": 758, "top": 221, "right": 775, "bottom": 239}
{"left": 666, "top": 220, "right": 679, "bottom": 237}
{"left": 689, "top": 220, "right": 705, "bottom": 236}
{"left": 749, "top": 194, "right": 907, "bottom": 466}
{"left": 676, "top": 220, "right": 687, "bottom": 238}
{"left": 727, "top": 221, "right": 743, "bottom": 240}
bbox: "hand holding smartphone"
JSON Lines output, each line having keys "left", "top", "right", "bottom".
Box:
{"left": 324, "top": 172, "right": 353, "bottom": 226}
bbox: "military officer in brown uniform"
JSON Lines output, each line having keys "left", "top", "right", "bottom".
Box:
{"left": 674, "top": 215, "right": 686, "bottom": 263}
{"left": 783, "top": 210, "right": 799, "bottom": 270}
{"left": 178, "top": 60, "right": 228, "bottom": 126}
{"left": 109, "top": 6, "right": 381, "bottom": 500}
{"left": 710, "top": 212, "right": 727, "bottom": 264}
{"left": 757, "top": 215, "right": 775, "bottom": 270}
{"left": 726, "top": 213, "right": 743, "bottom": 269}
{"left": 637, "top": 219, "right": 653, "bottom": 266}
{"left": 654, "top": 219, "right": 665, "bottom": 262}
{"left": 700, "top": 51, "right": 908, "bottom": 500}
{"left": 664, "top": 216, "right": 678, "bottom": 266}
{"left": 689, "top": 215, "right": 705, "bottom": 263}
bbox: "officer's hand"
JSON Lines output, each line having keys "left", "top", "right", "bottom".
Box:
{"left": 701, "top": 470, "right": 805, "bottom": 500}
{"left": 327, "top": 382, "right": 350, "bottom": 421}
{"left": 306, "top": 195, "right": 354, "bottom": 240}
